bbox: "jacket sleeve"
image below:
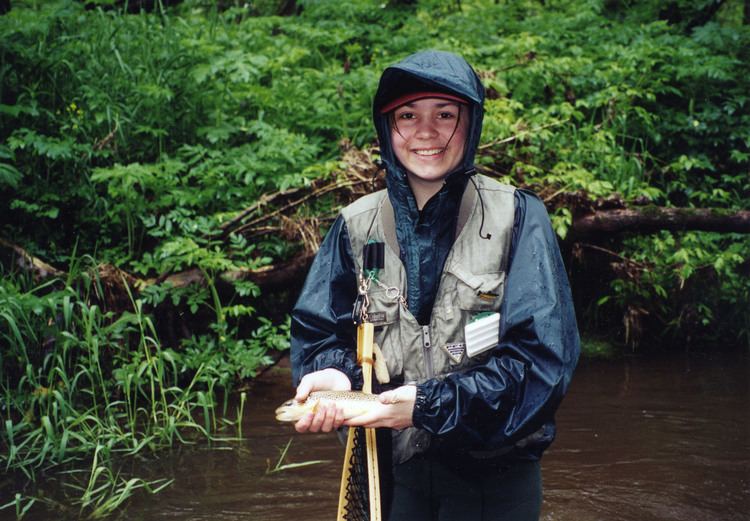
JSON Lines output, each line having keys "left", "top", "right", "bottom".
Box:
{"left": 412, "top": 190, "right": 580, "bottom": 449}
{"left": 290, "top": 214, "right": 363, "bottom": 390}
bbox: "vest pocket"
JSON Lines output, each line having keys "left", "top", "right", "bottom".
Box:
{"left": 430, "top": 270, "right": 505, "bottom": 374}
{"left": 366, "top": 287, "right": 403, "bottom": 380}
{"left": 452, "top": 270, "right": 506, "bottom": 312}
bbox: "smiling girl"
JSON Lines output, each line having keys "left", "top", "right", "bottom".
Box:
{"left": 388, "top": 96, "right": 469, "bottom": 208}
{"left": 290, "top": 50, "right": 580, "bottom": 521}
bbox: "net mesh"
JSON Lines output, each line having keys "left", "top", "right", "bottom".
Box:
{"left": 340, "top": 426, "right": 370, "bottom": 521}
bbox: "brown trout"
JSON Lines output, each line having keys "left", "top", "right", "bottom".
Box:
{"left": 275, "top": 390, "right": 380, "bottom": 422}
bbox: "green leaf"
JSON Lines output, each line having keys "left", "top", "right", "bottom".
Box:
{"left": 0, "top": 162, "right": 22, "bottom": 188}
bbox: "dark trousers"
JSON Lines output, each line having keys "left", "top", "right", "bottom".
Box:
{"left": 385, "top": 454, "right": 542, "bottom": 521}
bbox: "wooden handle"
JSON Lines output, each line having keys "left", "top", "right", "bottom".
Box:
{"left": 359, "top": 322, "right": 375, "bottom": 395}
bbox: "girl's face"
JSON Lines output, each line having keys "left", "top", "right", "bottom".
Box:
{"left": 390, "top": 98, "right": 469, "bottom": 186}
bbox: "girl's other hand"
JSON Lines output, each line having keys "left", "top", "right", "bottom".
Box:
{"left": 345, "top": 385, "right": 416, "bottom": 430}
{"left": 294, "top": 368, "right": 351, "bottom": 434}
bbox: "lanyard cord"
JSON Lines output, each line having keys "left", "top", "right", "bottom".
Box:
{"left": 468, "top": 173, "right": 492, "bottom": 240}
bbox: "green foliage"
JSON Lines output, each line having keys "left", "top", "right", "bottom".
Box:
{"left": 600, "top": 232, "right": 750, "bottom": 348}
{"left": 181, "top": 317, "right": 290, "bottom": 389}
{"left": 0, "top": 270, "right": 285, "bottom": 517}
{"left": 579, "top": 334, "right": 619, "bottom": 360}
{"left": 0, "top": 0, "right": 746, "bottom": 334}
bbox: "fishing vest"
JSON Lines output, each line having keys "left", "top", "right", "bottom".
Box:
{"left": 341, "top": 174, "right": 516, "bottom": 464}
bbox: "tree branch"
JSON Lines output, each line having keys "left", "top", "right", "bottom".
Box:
{"left": 0, "top": 237, "right": 64, "bottom": 280}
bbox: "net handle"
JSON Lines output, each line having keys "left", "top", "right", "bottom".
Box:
{"left": 358, "top": 323, "right": 381, "bottom": 520}
{"left": 336, "top": 323, "right": 381, "bottom": 521}
{"left": 358, "top": 323, "right": 375, "bottom": 394}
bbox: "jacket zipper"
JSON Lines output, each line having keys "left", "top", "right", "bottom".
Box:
{"left": 422, "top": 325, "right": 434, "bottom": 378}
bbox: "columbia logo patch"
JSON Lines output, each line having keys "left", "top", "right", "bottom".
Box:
{"left": 443, "top": 343, "right": 466, "bottom": 363}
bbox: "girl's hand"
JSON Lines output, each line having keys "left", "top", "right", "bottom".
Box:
{"left": 294, "top": 368, "right": 351, "bottom": 434}
{"left": 345, "top": 385, "right": 416, "bottom": 430}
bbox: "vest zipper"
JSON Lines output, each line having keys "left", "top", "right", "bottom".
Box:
{"left": 421, "top": 325, "right": 434, "bottom": 378}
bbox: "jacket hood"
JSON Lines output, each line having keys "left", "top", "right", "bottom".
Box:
{"left": 373, "top": 50, "right": 485, "bottom": 179}
{"left": 370, "top": 51, "right": 486, "bottom": 325}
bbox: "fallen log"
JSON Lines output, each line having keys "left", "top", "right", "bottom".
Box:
{"left": 0, "top": 237, "right": 64, "bottom": 280}
{"left": 569, "top": 206, "right": 750, "bottom": 239}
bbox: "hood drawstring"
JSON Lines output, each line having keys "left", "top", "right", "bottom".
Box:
{"left": 467, "top": 171, "right": 492, "bottom": 240}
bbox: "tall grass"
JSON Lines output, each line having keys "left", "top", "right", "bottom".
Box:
{"left": 0, "top": 270, "right": 252, "bottom": 518}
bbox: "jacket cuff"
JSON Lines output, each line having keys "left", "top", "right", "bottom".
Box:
{"left": 329, "top": 358, "right": 364, "bottom": 390}
{"left": 341, "top": 361, "right": 364, "bottom": 390}
{"left": 309, "top": 348, "right": 363, "bottom": 390}
{"left": 412, "top": 381, "right": 432, "bottom": 428}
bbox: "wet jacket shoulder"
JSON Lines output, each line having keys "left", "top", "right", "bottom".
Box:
{"left": 290, "top": 214, "right": 362, "bottom": 389}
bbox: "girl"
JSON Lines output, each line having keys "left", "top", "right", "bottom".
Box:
{"left": 290, "top": 50, "right": 579, "bottom": 521}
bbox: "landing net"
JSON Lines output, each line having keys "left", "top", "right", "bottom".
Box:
{"left": 337, "top": 323, "right": 381, "bottom": 521}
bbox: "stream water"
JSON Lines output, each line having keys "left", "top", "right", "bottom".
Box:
{"left": 18, "top": 350, "right": 750, "bottom": 520}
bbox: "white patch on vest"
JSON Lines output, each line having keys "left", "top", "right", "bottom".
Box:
{"left": 443, "top": 343, "right": 466, "bottom": 363}
{"left": 465, "top": 312, "right": 501, "bottom": 357}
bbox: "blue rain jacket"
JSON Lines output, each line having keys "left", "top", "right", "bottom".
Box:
{"left": 291, "top": 50, "right": 579, "bottom": 460}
